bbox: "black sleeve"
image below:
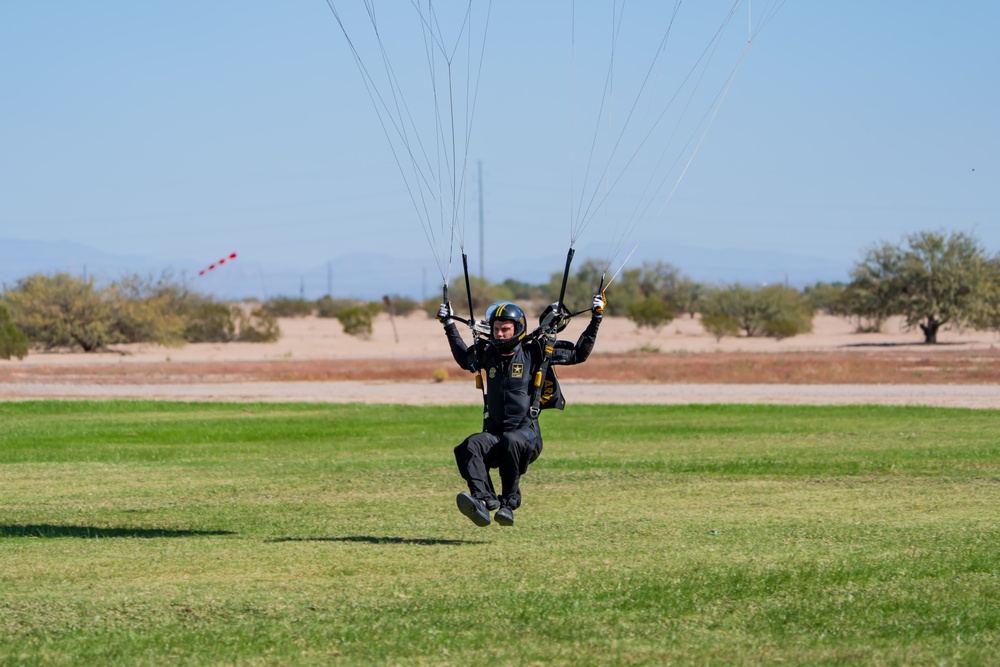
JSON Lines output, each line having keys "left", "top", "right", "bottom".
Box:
{"left": 444, "top": 321, "right": 481, "bottom": 372}
{"left": 551, "top": 314, "right": 601, "bottom": 366}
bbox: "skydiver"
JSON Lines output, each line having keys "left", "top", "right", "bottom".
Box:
{"left": 437, "top": 294, "right": 605, "bottom": 526}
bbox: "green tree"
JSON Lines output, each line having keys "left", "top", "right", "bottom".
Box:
{"left": 673, "top": 278, "right": 705, "bottom": 318}
{"left": 848, "top": 230, "right": 995, "bottom": 343}
{"left": 4, "top": 273, "right": 116, "bottom": 352}
{"left": 968, "top": 257, "right": 1000, "bottom": 332}
{"left": 843, "top": 242, "right": 903, "bottom": 333}
{"left": 501, "top": 278, "right": 547, "bottom": 303}
{"left": 0, "top": 302, "right": 29, "bottom": 359}
{"left": 550, "top": 258, "right": 689, "bottom": 320}
{"left": 803, "top": 281, "right": 848, "bottom": 316}
{"left": 602, "top": 261, "right": 673, "bottom": 316}
{"left": 424, "top": 276, "right": 515, "bottom": 319}
{"left": 626, "top": 297, "right": 673, "bottom": 330}
{"left": 702, "top": 283, "right": 813, "bottom": 340}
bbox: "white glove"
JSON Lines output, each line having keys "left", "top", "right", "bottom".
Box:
{"left": 437, "top": 302, "right": 455, "bottom": 324}
{"left": 592, "top": 293, "right": 606, "bottom": 317}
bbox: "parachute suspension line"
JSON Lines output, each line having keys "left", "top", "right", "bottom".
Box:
{"left": 603, "top": 241, "right": 639, "bottom": 290}
{"left": 615, "top": 0, "right": 785, "bottom": 282}
{"left": 570, "top": 0, "right": 624, "bottom": 248}
{"left": 639, "top": 0, "right": 787, "bottom": 244}
{"left": 652, "top": 41, "right": 748, "bottom": 223}
{"left": 578, "top": 1, "right": 766, "bottom": 283}
{"left": 569, "top": 0, "right": 577, "bottom": 240}
{"left": 602, "top": 2, "right": 744, "bottom": 268}
{"left": 414, "top": 0, "right": 492, "bottom": 262}
{"left": 571, "top": 0, "right": 683, "bottom": 246}
{"left": 326, "top": 1, "right": 491, "bottom": 288}
{"left": 572, "top": 0, "right": 690, "bottom": 275}
{"left": 414, "top": 1, "right": 462, "bottom": 269}
{"left": 457, "top": 1, "right": 492, "bottom": 260}
{"left": 575, "top": 0, "right": 737, "bottom": 246}
{"left": 748, "top": 0, "right": 786, "bottom": 44}
{"left": 594, "top": 1, "right": 626, "bottom": 258}
{"left": 326, "top": 1, "right": 448, "bottom": 279}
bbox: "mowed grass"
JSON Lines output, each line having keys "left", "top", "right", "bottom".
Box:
{"left": 1, "top": 401, "right": 998, "bottom": 666}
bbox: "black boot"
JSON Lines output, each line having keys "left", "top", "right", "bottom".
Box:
{"left": 494, "top": 506, "right": 514, "bottom": 526}
{"left": 456, "top": 492, "right": 491, "bottom": 527}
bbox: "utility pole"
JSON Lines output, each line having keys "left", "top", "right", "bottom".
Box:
{"left": 478, "top": 160, "right": 485, "bottom": 278}
{"left": 327, "top": 262, "right": 332, "bottom": 297}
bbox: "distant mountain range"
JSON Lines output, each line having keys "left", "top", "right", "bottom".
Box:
{"left": 0, "top": 237, "right": 853, "bottom": 302}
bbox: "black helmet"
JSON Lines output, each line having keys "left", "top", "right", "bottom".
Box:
{"left": 485, "top": 301, "right": 527, "bottom": 353}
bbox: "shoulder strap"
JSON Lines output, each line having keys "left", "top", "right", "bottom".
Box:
{"left": 529, "top": 332, "right": 557, "bottom": 418}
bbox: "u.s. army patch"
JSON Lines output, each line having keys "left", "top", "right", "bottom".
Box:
{"left": 511, "top": 363, "right": 524, "bottom": 378}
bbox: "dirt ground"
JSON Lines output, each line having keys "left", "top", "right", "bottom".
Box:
{"left": 2, "top": 313, "right": 999, "bottom": 408}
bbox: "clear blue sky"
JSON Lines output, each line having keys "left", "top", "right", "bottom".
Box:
{"left": 2, "top": 1, "right": 997, "bottom": 289}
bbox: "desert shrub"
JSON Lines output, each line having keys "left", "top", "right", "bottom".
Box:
{"left": 236, "top": 306, "right": 281, "bottom": 342}
{"left": 626, "top": 297, "right": 674, "bottom": 330}
{"left": 107, "top": 273, "right": 187, "bottom": 346}
{"left": 263, "top": 297, "right": 314, "bottom": 318}
{"left": 316, "top": 296, "right": 362, "bottom": 319}
{"left": 700, "top": 314, "right": 740, "bottom": 341}
{"left": 382, "top": 295, "right": 419, "bottom": 316}
{"left": 3, "top": 273, "right": 116, "bottom": 351}
{"left": 702, "top": 284, "right": 814, "bottom": 339}
{"left": 422, "top": 298, "right": 443, "bottom": 319}
{"left": 803, "top": 281, "right": 848, "bottom": 315}
{"left": 0, "top": 302, "right": 29, "bottom": 359}
{"left": 336, "top": 305, "right": 374, "bottom": 339}
{"left": 762, "top": 316, "right": 810, "bottom": 340}
{"left": 182, "top": 303, "right": 280, "bottom": 343}
{"left": 183, "top": 303, "right": 238, "bottom": 343}
{"left": 760, "top": 286, "right": 814, "bottom": 339}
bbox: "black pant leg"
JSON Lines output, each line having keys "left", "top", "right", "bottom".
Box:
{"left": 454, "top": 432, "right": 501, "bottom": 503}
{"left": 497, "top": 422, "right": 542, "bottom": 511}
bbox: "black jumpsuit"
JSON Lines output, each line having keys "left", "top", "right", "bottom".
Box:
{"left": 444, "top": 315, "right": 601, "bottom": 511}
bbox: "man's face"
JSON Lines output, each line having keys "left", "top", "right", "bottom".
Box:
{"left": 493, "top": 320, "right": 516, "bottom": 340}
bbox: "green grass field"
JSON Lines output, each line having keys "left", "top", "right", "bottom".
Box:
{"left": 1, "top": 401, "right": 998, "bottom": 666}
